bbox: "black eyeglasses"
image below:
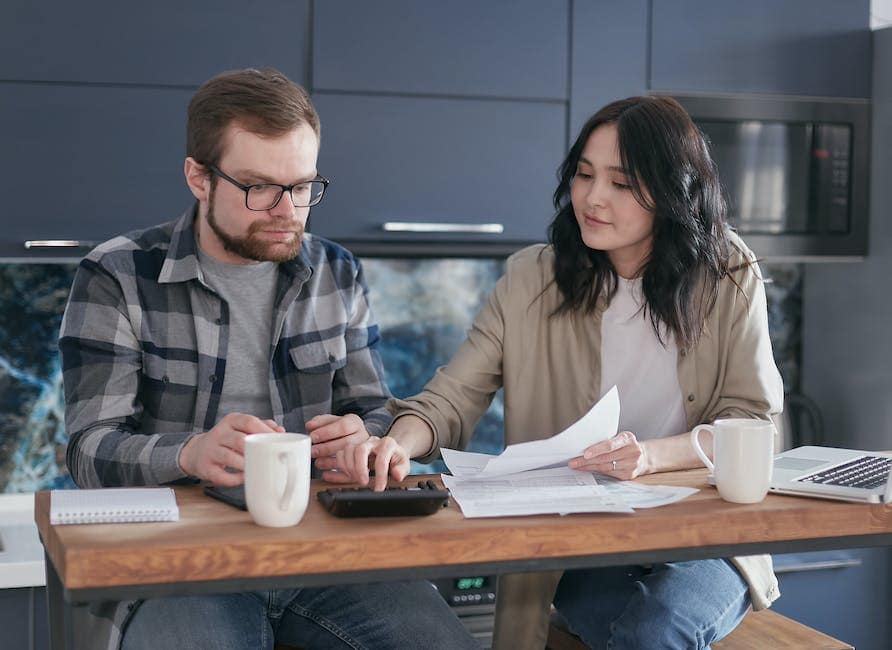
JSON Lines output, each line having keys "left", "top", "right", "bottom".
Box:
{"left": 206, "top": 164, "right": 329, "bottom": 210}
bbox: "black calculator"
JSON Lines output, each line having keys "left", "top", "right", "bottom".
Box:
{"left": 317, "top": 480, "right": 450, "bottom": 517}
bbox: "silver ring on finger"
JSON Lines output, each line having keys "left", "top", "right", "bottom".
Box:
{"left": 611, "top": 460, "right": 617, "bottom": 471}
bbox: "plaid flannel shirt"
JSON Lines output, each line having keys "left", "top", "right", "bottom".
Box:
{"left": 60, "top": 207, "right": 392, "bottom": 489}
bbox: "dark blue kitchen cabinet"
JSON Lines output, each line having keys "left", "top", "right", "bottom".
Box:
{"left": 311, "top": 0, "right": 570, "bottom": 250}
{"left": 0, "top": 84, "right": 194, "bottom": 257}
{"left": 0, "top": 587, "right": 48, "bottom": 650}
{"left": 309, "top": 92, "right": 566, "bottom": 246}
{"left": 771, "top": 548, "right": 892, "bottom": 649}
{"left": 3, "top": 0, "right": 873, "bottom": 259}
{"left": 0, "top": 0, "right": 310, "bottom": 259}
{"left": 650, "top": 0, "right": 871, "bottom": 98}
{"left": 0, "top": 0, "right": 308, "bottom": 86}
{"left": 569, "top": 0, "right": 649, "bottom": 138}
{"left": 313, "top": 0, "right": 568, "bottom": 101}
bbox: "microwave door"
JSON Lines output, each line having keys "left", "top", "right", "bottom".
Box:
{"left": 700, "top": 120, "right": 811, "bottom": 235}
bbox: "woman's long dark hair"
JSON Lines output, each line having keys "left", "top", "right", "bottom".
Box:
{"left": 548, "top": 95, "right": 733, "bottom": 350}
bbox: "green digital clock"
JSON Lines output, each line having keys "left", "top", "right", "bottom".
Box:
{"left": 455, "top": 576, "right": 487, "bottom": 590}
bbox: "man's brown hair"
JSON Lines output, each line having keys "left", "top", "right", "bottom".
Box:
{"left": 186, "top": 67, "right": 320, "bottom": 167}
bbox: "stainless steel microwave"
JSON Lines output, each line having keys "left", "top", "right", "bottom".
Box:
{"left": 667, "top": 93, "right": 870, "bottom": 259}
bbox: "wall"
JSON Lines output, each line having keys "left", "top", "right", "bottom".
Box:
{"left": 793, "top": 25, "right": 892, "bottom": 647}
{"left": 0, "top": 257, "right": 507, "bottom": 492}
{"left": 873, "top": 0, "right": 892, "bottom": 29}
{"left": 802, "top": 26, "right": 892, "bottom": 452}
{"left": 0, "top": 257, "right": 803, "bottom": 490}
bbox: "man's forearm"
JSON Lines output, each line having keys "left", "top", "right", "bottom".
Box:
{"left": 68, "top": 426, "right": 193, "bottom": 488}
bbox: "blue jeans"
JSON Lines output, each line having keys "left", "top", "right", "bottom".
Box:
{"left": 553, "top": 559, "right": 750, "bottom": 649}
{"left": 121, "top": 581, "right": 478, "bottom": 650}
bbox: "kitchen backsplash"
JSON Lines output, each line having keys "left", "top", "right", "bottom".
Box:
{"left": 0, "top": 258, "right": 800, "bottom": 492}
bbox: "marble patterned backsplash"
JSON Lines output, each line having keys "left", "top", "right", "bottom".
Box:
{"left": 0, "top": 264, "right": 77, "bottom": 492}
{"left": 0, "top": 259, "right": 800, "bottom": 493}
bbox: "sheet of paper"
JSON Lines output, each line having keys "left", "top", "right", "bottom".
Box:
{"left": 594, "top": 475, "right": 699, "bottom": 508}
{"left": 439, "top": 449, "right": 491, "bottom": 478}
{"left": 441, "top": 386, "right": 620, "bottom": 480}
{"left": 442, "top": 466, "right": 634, "bottom": 518}
{"left": 437, "top": 387, "right": 698, "bottom": 517}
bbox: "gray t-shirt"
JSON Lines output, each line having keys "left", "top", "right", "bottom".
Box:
{"left": 196, "top": 246, "right": 278, "bottom": 420}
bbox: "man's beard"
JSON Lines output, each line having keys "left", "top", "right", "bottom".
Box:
{"left": 206, "top": 191, "right": 303, "bottom": 263}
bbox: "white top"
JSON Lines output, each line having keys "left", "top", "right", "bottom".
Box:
{"left": 599, "top": 277, "right": 687, "bottom": 440}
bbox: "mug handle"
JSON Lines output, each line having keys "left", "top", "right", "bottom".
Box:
{"left": 277, "top": 451, "right": 299, "bottom": 512}
{"left": 690, "top": 424, "right": 716, "bottom": 473}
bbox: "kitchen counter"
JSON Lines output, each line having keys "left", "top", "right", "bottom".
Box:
{"left": 0, "top": 493, "right": 45, "bottom": 588}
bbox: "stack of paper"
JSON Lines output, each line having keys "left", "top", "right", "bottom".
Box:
{"left": 441, "top": 387, "right": 698, "bottom": 518}
{"left": 442, "top": 467, "right": 633, "bottom": 517}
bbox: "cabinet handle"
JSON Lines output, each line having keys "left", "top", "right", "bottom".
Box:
{"left": 773, "top": 558, "right": 862, "bottom": 574}
{"left": 24, "top": 240, "right": 94, "bottom": 249}
{"left": 382, "top": 222, "right": 504, "bottom": 234}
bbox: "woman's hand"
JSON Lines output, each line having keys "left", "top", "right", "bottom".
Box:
{"left": 314, "top": 436, "right": 411, "bottom": 491}
{"left": 568, "top": 430, "right": 652, "bottom": 480}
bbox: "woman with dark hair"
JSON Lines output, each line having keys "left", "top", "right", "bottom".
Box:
{"left": 319, "top": 95, "right": 784, "bottom": 648}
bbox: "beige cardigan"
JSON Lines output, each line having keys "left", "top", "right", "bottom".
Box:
{"left": 388, "top": 234, "right": 784, "bottom": 648}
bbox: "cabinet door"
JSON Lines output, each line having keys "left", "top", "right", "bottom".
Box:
{"left": 570, "top": 0, "right": 648, "bottom": 139}
{"left": 309, "top": 93, "right": 565, "bottom": 246}
{"left": 772, "top": 549, "right": 890, "bottom": 649}
{"left": 0, "top": 588, "right": 46, "bottom": 650}
{"left": 313, "top": 0, "right": 568, "bottom": 100}
{"left": 0, "top": 0, "right": 308, "bottom": 86}
{"left": 650, "top": 0, "right": 871, "bottom": 98}
{"left": 0, "top": 84, "right": 194, "bottom": 257}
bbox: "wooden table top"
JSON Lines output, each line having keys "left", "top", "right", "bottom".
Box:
{"left": 35, "top": 470, "right": 892, "bottom": 593}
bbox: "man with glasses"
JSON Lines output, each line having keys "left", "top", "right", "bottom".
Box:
{"left": 59, "top": 68, "right": 477, "bottom": 650}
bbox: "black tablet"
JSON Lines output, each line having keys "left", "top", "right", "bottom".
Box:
{"left": 203, "top": 484, "right": 247, "bottom": 510}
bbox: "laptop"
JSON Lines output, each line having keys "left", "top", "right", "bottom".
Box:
{"left": 769, "top": 446, "right": 892, "bottom": 503}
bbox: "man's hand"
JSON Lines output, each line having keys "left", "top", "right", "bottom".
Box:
{"left": 178, "top": 413, "right": 284, "bottom": 485}
{"left": 314, "top": 436, "right": 411, "bottom": 492}
{"left": 568, "top": 430, "right": 652, "bottom": 480}
{"left": 306, "top": 413, "right": 370, "bottom": 459}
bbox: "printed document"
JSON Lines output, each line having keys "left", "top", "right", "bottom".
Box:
{"left": 439, "top": 387, "right": 698, "bottom": 517}
{"left": 441, "top": 467, "right": 634, "bottom": 517}
{"left": 441, "top": 386, "right": 620, "bottom": 479}
{"left": 596, "top": 476, "right": 699, "bottom": 509}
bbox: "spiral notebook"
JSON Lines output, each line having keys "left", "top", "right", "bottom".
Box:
{"left": 50, "top": 488, "right": 180, "bottom": 524}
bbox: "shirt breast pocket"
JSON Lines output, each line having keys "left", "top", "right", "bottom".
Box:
{"left": 141, "top": 349, "right": 199, "bottom": 422}
{"left": 287, "top": 338, "right": 347, "bottom": 416}
{"left": 288, "top": 337, "right": 348, "bottom": 375}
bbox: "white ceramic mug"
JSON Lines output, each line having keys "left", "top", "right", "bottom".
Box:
{"left": 690, "top": 418, "right": 775, "bottom": 504}
{"left": 244, "top": 433, "right": 311, "bottom": 527}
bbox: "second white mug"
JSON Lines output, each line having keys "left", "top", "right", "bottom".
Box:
{"left": 244, "top": 433, "right": 311, "bottom": 527}
{"left": 690, "top": 418, "right": 775, "bottom": 504}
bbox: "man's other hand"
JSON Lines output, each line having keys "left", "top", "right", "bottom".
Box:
{"left": 178, "top": 413, "right": 283, "bottom": 485}
{"left": 306, "top": 413, "right": 370, "bottom": 459}
{"left": 314, "top": 436, "right": 410, "bottom": 492}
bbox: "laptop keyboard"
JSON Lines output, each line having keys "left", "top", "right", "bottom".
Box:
{"left": 797, "top": 455, "right": 891, "bottom": 490}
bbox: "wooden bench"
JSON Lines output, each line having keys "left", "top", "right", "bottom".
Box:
{"left": 547, "top": 609, "right": 853, "bottom": 650}
{"left": 278, "top": 608, "right": 852, "bottom": 650}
